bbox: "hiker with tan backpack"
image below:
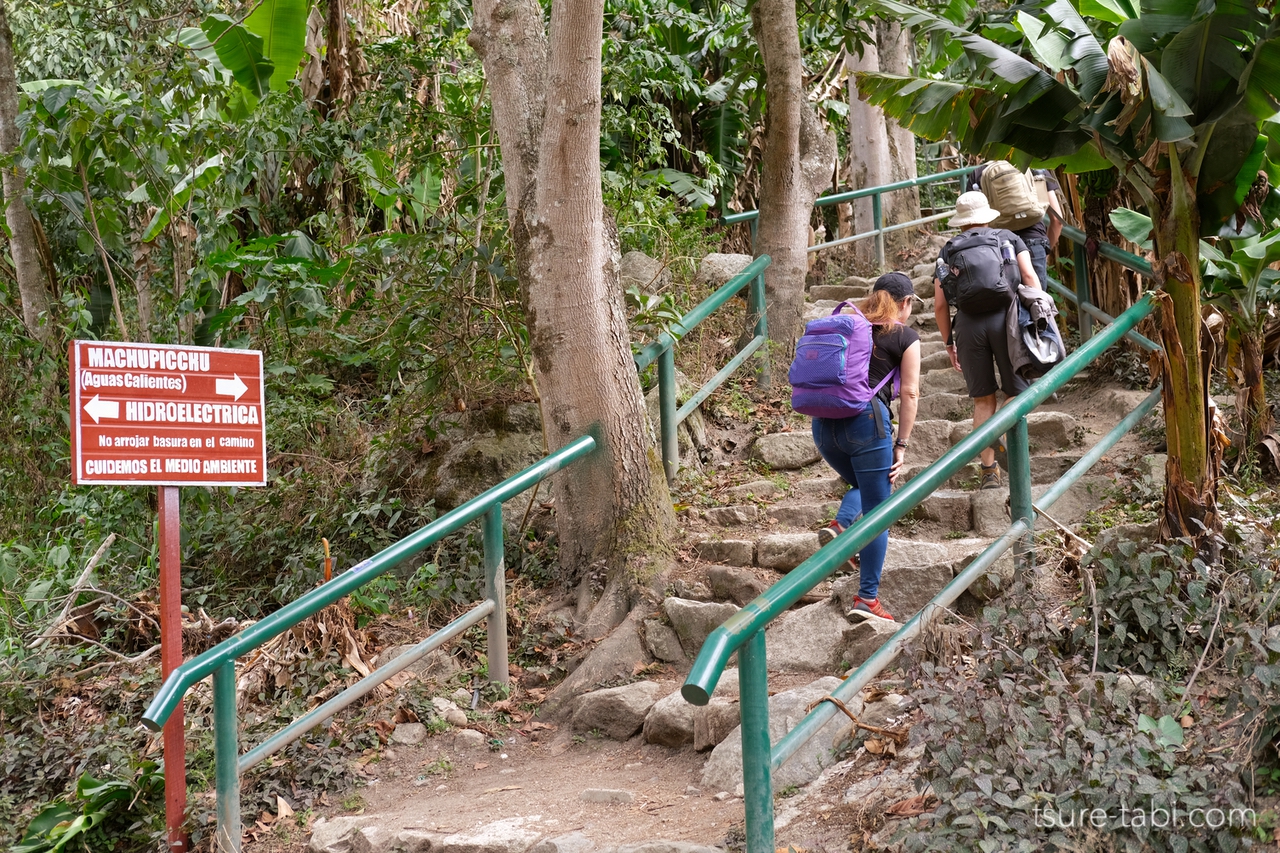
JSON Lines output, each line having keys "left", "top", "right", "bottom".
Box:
{"left": 969, "top": 161, "right": 1063, "bottom": 291}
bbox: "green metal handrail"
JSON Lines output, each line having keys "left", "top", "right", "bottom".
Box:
{"left": 635, "top": 254, "right": 769, "bottom": 485}
{"left": 683, "top": 288, "right": 1161, "bottom": 852}
{"left": 722, "top": 166, "right": 978, "bottom": 268}
{"left": 143, "top": 433, "right": 597, "bottom": 852}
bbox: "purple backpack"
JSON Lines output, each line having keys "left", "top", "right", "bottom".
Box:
{"left": 789, "top": 302, "right": 897, "bottom": 419}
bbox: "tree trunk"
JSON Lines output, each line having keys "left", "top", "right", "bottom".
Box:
{"left": 752, "top": 0, "right": 833, "bottom": 388}
{"left": 0, "top": 0, "right": 52, "bottom": 345}
{"left": 845, "top": 36, "right": 890, "bottom": 270}
{"left": 877, "top": 20, "right": 919, "bottom": 258}
{"left": 1148, "top": 147, "right": 1218, "bottom": 550}
{"left": 471, "top": 0, "right": 675, "bottom": 634}
{"left": 1228, "top": 322, "right": 1270, "bottom": 463}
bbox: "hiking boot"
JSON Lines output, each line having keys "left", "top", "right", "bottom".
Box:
{"left": 991, "top": 440, "right": 1009, "bottom": 471}
{"left": 980, "top": 463, "right": 1002, "bottom": 490}
{"left": 817, "top": 520, "right": 843, "bottom": 547}
{"left": 849, "top": 596, "right": 895, "bottom": 622}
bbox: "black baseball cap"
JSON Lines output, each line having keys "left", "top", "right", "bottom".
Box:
{"left": 873, "top": 272, "right": 923, "bottom": 302}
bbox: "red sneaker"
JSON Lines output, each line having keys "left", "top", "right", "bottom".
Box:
{"left": 850, "top": 596, "right": 895, "bottom": 622}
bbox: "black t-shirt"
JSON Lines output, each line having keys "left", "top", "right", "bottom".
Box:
{"left": 869, "top": 324, "right": 920, "bottom": 405}
{"left": 969, "top": 165, "right": 1060, "bottom": 243}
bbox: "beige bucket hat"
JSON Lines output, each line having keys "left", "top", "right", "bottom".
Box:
{"left": 948, "top": 191, "right": 1001, "bottom": 228}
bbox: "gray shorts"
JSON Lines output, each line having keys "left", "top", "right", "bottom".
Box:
{"left": 955, "top": 308, "right": 1027, "bottom": 398}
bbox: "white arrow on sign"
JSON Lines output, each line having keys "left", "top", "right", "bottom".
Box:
{"left": 83, "top": 395, "right": 119, "bottom": 423}
{"left": 216, "top": 374, "right": 248, "bottom": 401}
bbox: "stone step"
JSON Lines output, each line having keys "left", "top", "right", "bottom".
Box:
{"left": 919, "top": 368, "right": 967, "bottom": 396}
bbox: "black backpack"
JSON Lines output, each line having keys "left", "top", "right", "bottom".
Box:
{"left": 940, "top": 229, "right": 1017, "bottom": 314}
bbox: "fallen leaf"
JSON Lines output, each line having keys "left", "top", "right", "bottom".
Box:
{"left": 259, "top": 810, "right": 275, "bottom": 825}
{"left": 886, "top": 795, "right": 938, "bottom": 817}
{"left": 474, "top": 762, "right": 489, "bottom": 770}
{"left": 864, "top": 738, "right": 884, "bottom": 755}
{"left": 276, "top": 795, "right": 294, "bottom": 820}
{"left": 861, "top": 686, "right": 889, "bottom": 703}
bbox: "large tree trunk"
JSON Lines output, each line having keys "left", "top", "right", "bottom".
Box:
{"left": 877, "top": 20, "right": 919, "bottom": 258}
{"left": 0, "top": 0, "right": 52, "bottom": 345}
{"left": 1148, "top": 147, "right": 1218, "bottom": 551}
{"left": 845, "top": 35, "right": 890, "bottom": 270}
{"left": 470, "top": 0, "right": 674, "bottom": 638}
{"left": 752, "top": 0, "right": 834, "bottom": 388}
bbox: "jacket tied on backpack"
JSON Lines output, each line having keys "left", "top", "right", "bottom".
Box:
{"left": 789, "top": 302, "right": 898, "bottom": 419}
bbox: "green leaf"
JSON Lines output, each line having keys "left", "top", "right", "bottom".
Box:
{"left": 1079, "top": 0, "right": 1134, "bottom": 24}
{"left": 142, "top": 154, "right": 225, "bottom": 242}
{"left": 1109, "top": 207, "right": 1154, "bottom": 247}
{"left": 244, "top": 0, "right": 309, "bottom": 91}
{"left": 200, "top": 14, "right": 273, "bottom": 99}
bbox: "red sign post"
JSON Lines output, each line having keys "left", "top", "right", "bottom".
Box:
{"left": 69, "top": 340, "right": 267, "bottom": 851}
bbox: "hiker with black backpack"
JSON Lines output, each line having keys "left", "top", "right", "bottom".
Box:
{"left": 788, "top": 272, "right": 922, "bottom": 622}
{"left": 933, "top": 191, "right": 1042, "bottom": 490}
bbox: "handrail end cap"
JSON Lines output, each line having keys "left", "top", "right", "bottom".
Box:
{"left": 140, "top": 716, "right": 163, "bottom": 733}
{"left": 681, "top": 683, "right": 710, "bottom": 707}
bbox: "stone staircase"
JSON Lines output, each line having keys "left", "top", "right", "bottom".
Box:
{"left": 300, "top": 259, "right": 1160, "bottom": 853}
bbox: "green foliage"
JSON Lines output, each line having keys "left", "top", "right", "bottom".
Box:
{"left": 11, "top": 767, "right": 164, "bottom": 853}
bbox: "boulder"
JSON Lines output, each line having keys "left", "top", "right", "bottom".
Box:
{"left": 663, "top": 598, "right": 740, "bottom": 656}
{"left": 915, "top": 392, "right": 971, "bottom": 421}
{"left": 756, "top": 533, "right": 819, "bottom": 570}
{"left": 966, "top": 548, "right": 1016, "bottom": 601}
{"left": 540, "top": 612, "right": 650, "bottom": 719}
{"left": 1026, "top": 411, "right": 1078, "bottom": 450}
{"left": 971, "top": 487, "right": 1010, "bottom": 537}
{"left": 390, "top": 723, "right": 427, "bottom": 746}
{"left": 1032, "top": 475, "right": 1115, "bottom": 529}
{"left": 700, "top": 505, "right": 759, "bottom": 526}
{"left": 701, "top": 676, "right": 858, "bottom": 793}
{"left": 643, "top": 690, "right": 696, "bottom": 747}
{"left": 693, "top": 698, "right": 741, "bottom": 751}
{"left": 903, "top": 419, "right": 958, "bottom": 463}
{"left": 917, "top": 490, "right": 971, "bottom": 531}
{"left": 841, "top": 618, "right": 899, "bottom": 668}
{"left": 309, "top": 816, "right": 373, "bottom": 853}
{"left": 808, "top": 284, "right": 863, "bottom": 302}
{"left": 919, "top": 368, "right": 968, "bottom": 396}
{"left": 436, "top": 816, "right": 542, "bottom": 853}
{"left": 911, "top": 262, "right": 936, "bottom": 280}
{"left": 912, "top": 274, "right": 935, "bottom": 299}
{"left": 620, "top": 251, "right": 670, "bottom": 292}
{"left": 791, "top": 476, "right": 846, "bottom": 499}
{"left": 845, "top": 560, "right": 955, "bottom": 621}
{"left": 693, "top": 538, "right": 755, "bottom": 567}
{"left": 374, "top": 644, "right": 460, "bottom": 684}
{"left": 613, "top": 844, "right": 727, "bottom": 853}
{"left": 765, "top": 599, "right": 854, "bottom": 672}
{"left": 695, "top": 253, "right": 753, "bottom": 288}
{"left": 706, "top": 565, "right": 767, "bottom": 606}
{"left": 751, "top": 433, "right": 822, "bottom": 470}
{"left": 918, "top": 350, "right": 955, "bottom": 373}
{"left": 642, "top": 619, "right": 687, "bottom": 665}
{"left": 572, "top": 680, "right": 664, "bottom": 740}
{"left": 527, "top": 834, "right": 596, "bottom": 853}
{"left": 1090, "top": 520, "right": 1160, "bottom": 559}
{"left": 1030, "top": 453, "right": 1080, "bottom": 484}
{"left": 884, "top": 538, "right": 949, "bottom": 567}
{"left": 769, "top": 503, "right": 838, "bottom": 528}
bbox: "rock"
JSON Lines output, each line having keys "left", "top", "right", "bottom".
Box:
{"left": 695, "top": 253, "right": 754, "bottom": 288}
{"left": 620, "top": 251, "right": 670, "bottom": 292}
{"left": 1030, "top": 453, "right": 1081, "bottom": 484}
{"left": 725, "top": 479, "right": 784, "bottom": 501}
{"left": 701, "top": 505, "right": 759, "bottom": 526}
{"left": 451, "top": 687, "right": 473, "bottom": 707}
{"left": 902, "top": 419, "right": 958, "bottom": 463}
{"left": 693, "top": 698, "right": 741, "bottom": 751}
{"left": 808, "top": 284, "right": 864, "bottom": 302}
{"left": 860, "top": 693, "right": 911, "bottom": 729}
{"left": 431, "top": 697, "right": 460, "bottom": 715}
{"left": 757, "top": 532, "right": 819, "bottom": 570}
{"left": 644, "top": 370, "right": 708, "bottom": 471}
{"left": 390, "top": 723, "right": 427, "bottom": 745}
{"left": 642, "top": 619, "right": 688, "bottom": 665}
{"left": 540, "top": 611, "right": 650, "bottom": 719}
{"left": 701, "top": 676, "right": 857, "bottom": 793}
{"left": 966, "top": 549, "right": 1016, "bottom": 601}
{"left": 842, "top": 759, "right": 923, "bottom": 806}
{"left": 352, "top": 827, "right": 394, "bottom": 853}
{"left": 1026, "top": 411, "right": 1078, "bottom": 450}
{"left": 579, "top": 788, "right": 635, "bottom": 804}
{"left": 751, "top": 432, "right": 822, "bottom": 470}
{"left": 912, "top": 274, "right": 935, "bottom": 299}
{"left": 445, "top": 708, "right": 468, "bottom": 727}
{"left": 309, "top": 816, "right": 372, "bottom": 853}
{"left": 571, "top": 680, "right": 664, "bottom": 740}
{"left": 394, "top": 830, "right": 445, "bottom": 853}
{"left": 917, "top": 490, "right": 971, "bottom": 531}
{"left": 415, "top": 414, "right": 546, "bottom": 522}
{"left": 663, "top": 598, "right": 740, "bottom": 656}
{"left": 1090, "top": 520, "right": 1160, "bottom": 559}
{"left": 765, "top": 599, "right": 854, "bottom": 672}
{"left": 614, "top": 844, "right": 726, "bottom": 853}
{"left": 971, "top": 488, "right": 1010, "bottom": 536}
{"left": 771, "top": 503, "right": 839, "bottom": 529}
{"left": 791, "top": 476, "right": 846, "bottom": 499}
{"left": 919, "top": 368, "right": 968, "bottom": 396}
{"left": 706, "top": 565, "right": 767, "bottom": 606}
{"left": 841, "top": 618, "right": 899, "bottom": 668}
{"left": 884, "top": 538, "right": 949, "bottom": 567}
{"left": 527, "top": 834, "right": 596, "bottom": 853}
{"left": 456, "top": 729, "right": 486, "bottom": 746}
{"left": 840, "top": 274, "right": 877, "bottom": 291}
{"left": 918, "top": 349, "right": 955, "bottom": 373}
{"left": 915, "top": 392, "right": 971, "bottom": 421}
{"left": 1139, "top": 453, "right": 1167, "bottom": 482}
{"left": 670, "top": 579, "right": 712, "bottom": 601}
{"left": 436, "top": 816, "right": 542, "bottom": 853}
{"left": 374, "top": 645, "right": 460, "bottom": 684}
{"left": 1032, "top": 475, "right": 1114, "bottom": 529}
{"left": 693, "top": 539, "right": 755, "bottom": 567}
{"left": 643, "top": 690, "right": 695, "bottom": 747}
{"left": 868, "top": 561, "right": 956, "bottom": 621}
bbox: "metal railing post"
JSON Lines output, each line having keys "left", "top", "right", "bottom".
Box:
{"left": 658, "top": 347, "right": 678, "bottom": 485}
{"left": 750, "top": 263, "right": 768, "bottom": 381}
{"left": 213, "top": 662, "right": 241, "bottom": 853}
{"left": 872, "top": 192, "right": 885, "bottom": 270}
{"left": 1005, "top": 416, "right": 1034, "bottom": 575}
{"left": 483, "top": 505, "right": 508, "bottom": 685}
{"left": 740, "top": 629, "right": 774, "bottom": 853}
{"left": 1073, "top": 240, "right": 1094, "bottom": 342}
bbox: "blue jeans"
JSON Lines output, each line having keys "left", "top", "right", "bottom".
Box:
{"left": 811, "top": 401, "right": 892, "bottom": 600}
{"left": 1025, "top": 238, "right": 1050, "bottom": 289}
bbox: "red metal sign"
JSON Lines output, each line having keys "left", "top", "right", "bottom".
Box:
{"left": 70, "top": 340, "right": 267, "bottom": 486}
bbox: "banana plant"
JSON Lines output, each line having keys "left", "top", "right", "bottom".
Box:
{"left": 178, "top": 0, "right": 308, "bottom": 105}
{"left": 856, "top": 0, "right": 1280, "bottom": 546}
